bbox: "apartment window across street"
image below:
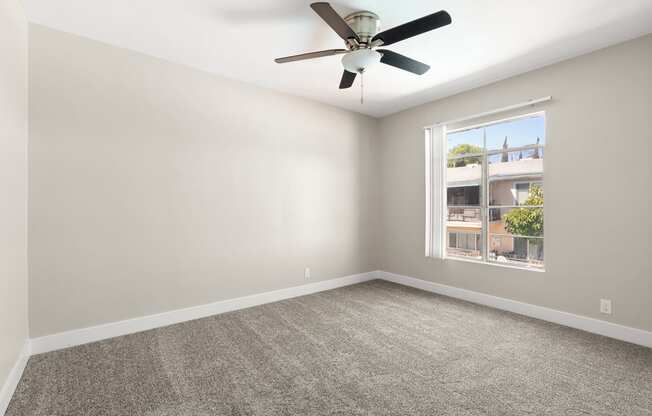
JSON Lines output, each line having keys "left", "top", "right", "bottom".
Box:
{"left": 514, "top": 181, "right": 542, "bottom": 205}
{"left": 441, "top": 112, "right": 545, "bottom": 269}
{"left": 448, "top": 231, "right": 482, "bottom": 255}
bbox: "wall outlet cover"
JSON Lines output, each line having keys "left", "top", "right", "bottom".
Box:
{"left": 600, "top": 299, "right": 612, "bottom": 314}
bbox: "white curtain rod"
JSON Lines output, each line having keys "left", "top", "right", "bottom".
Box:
{"left": 423, "top": 96, "right": 552, "bottom": 130}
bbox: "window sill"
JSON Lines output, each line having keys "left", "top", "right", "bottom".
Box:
{"left": 442, "top": 255, "right": 545, "bottom": 273}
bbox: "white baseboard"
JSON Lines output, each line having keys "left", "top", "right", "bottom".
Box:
{"left": 380, "top": 271, "right": 652, "bottom": 348}
{"left": 0, "top": 340, "right": 30, "bottom": 416}
{"left": 26, "top": 268, "right": 652, "bottom": 357}
{"left": 30, "top": 271, "right": 380, "bottom": 355}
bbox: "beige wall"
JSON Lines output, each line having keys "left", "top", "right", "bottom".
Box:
{"left": 379, "top": 34, "right": 652, "bottom": 331}
{"left": 28, "top": 25, "right": 380, "bottom": 337}
{"left": 0, "top": 0, "right": 28, "bottom": 390}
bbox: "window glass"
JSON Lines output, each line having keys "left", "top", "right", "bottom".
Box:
{"left": 488, "top": 145, "right": 543, "bottom": 207}
{"left": 485, "top": 115, "right": 545, "bottom": 151}
{"left": 447, "top": 186, "right": 480, "bottom": 206}
{"left": 449, "top": 232, "right": 457, "bottom": 248}
{"left": 515, "top": 183, "right": 530, "bottom": 205}
{"left": 444, "top": 113, "right": 545, "bottom": 269}
{"left": 447, "top": 232, "right": 482, "bottom": 259}
{"left": 447, "top": 127, "right": 483, "bottom": 156}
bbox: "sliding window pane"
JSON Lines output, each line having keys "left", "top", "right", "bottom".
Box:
{"left": 446, "top": 231, "right": 482, "bottom": 260}
{"left": 447, "top": 155, "right": 482, "bottom": 232}
{"left": 448, "top": 232, "right": 457, "bottom": 248}
{"left": 447, "top": 186, "right": 480, "bottom": 206}
{"left": 487, "top": 148, "right": 544, "bottom": 167}
{"left": 488, "top": 207, "right": 544, "bottom": 237}
{"left": 447, "top": 127, "right": 483, "bottom": 158}
{"left": 447, "top": 156, "right": 482, "bottom": 187}
{"left": 447, "top": 206, "right": 481, "bottom": 225}
{"left": 485, "top": 114, "right": 545, "bottom": 151}
{"left": 488, "top": 206, "right": 544, "bottom": 268}
{"left": 447, "top": 144, "right": 483, "bottom": 260}
{"left": 443, "top": 112, "right": 545, "bottom": 270}
{"left": 489, "top": 235, "right": 544, "bottom": 268}
{"left": 488, "top": 151, "right": 543, "bottom": 207}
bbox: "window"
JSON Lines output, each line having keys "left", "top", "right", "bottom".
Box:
{"left": 444, "top": 113, "right": 545, "bottom": 269}
{"left": 447, "top": 231, "right": 481, "bottom": 255}
{"left": 448, "top": 232, "right": 457, "bottom": 248}
{"left": 514, "top": 183, "right": 531, "bottom": 205}
{"left": 513, "top": 181, "right": 542, "bottom": 205}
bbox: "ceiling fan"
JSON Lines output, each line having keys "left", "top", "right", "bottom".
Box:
{"left": 275, "top": 2, "right": 452, "bottom": 95}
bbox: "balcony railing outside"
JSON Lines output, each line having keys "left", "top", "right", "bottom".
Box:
{"left": 447, "top": 206, "right": 481, "bottom": 223}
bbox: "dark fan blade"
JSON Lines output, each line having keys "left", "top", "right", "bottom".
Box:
{"left": 311, "top": 2, "right": 360, "bottom": 42}
{"left": 339, "top": 70, "right": 356, "bottom": 89}
{"left": 372, "top": 10, "right": 451, "bottom": 46}
{"left": 378, "top": 50, "right": 430, "bottom": 75}
{"left": 275, "top": 49, "right": 347, "bottom": 63}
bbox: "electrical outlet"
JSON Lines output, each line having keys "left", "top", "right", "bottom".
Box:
{"left": 600, "top": 299, "right": 612, "bottom": 315}
{"left": 304, "top": 267, "right": 311, "bottom": 280}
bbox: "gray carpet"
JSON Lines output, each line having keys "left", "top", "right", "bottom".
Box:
{"left": 8, "top": 280, "right": 652, "bottom": 415}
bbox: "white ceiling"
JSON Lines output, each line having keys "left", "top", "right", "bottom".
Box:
{"left": 25, "top": 0, "right": 652, "bottom": 117}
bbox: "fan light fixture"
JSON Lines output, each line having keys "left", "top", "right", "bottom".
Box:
{"left": 275, "top": 2, "right": 452, "bottom": 104}
{"left": 341, "top": 49, "right": 381, "bottom": 74}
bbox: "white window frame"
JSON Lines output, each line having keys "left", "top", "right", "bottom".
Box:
{"left": 441, "top": 111, "right": 546, "bottom": 271}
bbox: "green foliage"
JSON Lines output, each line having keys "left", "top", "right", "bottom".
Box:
{"left": 503, "top": 184, "right": 544, "bottom": 239}
{"left": 448, "top": 144, "right": 482, "bottom": 167}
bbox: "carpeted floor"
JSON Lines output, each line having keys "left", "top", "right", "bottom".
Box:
{"left": 8, "top": 280, "right": 652, "bottom": 415}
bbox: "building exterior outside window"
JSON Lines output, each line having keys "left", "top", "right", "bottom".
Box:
{"left": 445, "top": 113, "right": 545, "bottom": 269}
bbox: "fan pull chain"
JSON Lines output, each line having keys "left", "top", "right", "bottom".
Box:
{"left": 360, "top": 70, "right": 364, "bottom": 105}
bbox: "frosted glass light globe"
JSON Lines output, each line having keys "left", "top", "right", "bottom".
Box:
{"left": 341, "top": 49, "right": 382, "bottom": 73}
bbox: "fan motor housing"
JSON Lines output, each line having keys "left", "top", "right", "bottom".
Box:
{"left": 344, "top": 11, "right": 380, "bottom": 45}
